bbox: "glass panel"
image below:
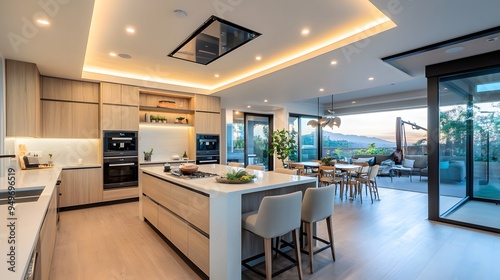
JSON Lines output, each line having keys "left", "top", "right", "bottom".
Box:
{"left": 168, "top": 16, "right": 260, "bottom": 65}
{"left": 299, "top": 117, "right": 319, "bottom": 161}
{"left": 288, "top": 116, "right": 299, "bottom": 162}
{"left": 227, "top": 111, "right": 244, "bottom": 164}
{"left": 439, "top": 68, "right": 500, "bottom": 229}
{"left": 245, "top": 115, "right": 270, "bottom": 170}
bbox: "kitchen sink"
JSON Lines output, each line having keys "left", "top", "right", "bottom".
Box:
{"left": 0, "top": 186, "right": 45, "bottom": 205}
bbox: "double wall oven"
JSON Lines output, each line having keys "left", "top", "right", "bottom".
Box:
{"left": 103, "top": 131, "right": 138, "bottom": 189}
{"left": 196, "top": 134, "right": 220, "bottom": 164}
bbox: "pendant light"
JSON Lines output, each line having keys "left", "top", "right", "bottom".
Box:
{"left": 321, "top": 95, "right": 341, "bottom": 128}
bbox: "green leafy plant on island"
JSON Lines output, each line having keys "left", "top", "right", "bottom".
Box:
{"left": 223, "top": 169, "right": 256, "bottom": 182}
{"left": 268, "top": 129, "right": 298, "bottom": 167}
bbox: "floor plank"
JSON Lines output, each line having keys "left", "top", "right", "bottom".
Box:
{"left": 51, "top": 188, "right": 500, "bottom": 280}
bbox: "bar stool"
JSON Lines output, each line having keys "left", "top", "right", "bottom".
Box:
{"left": 242, "top": 191, "right": 303, "bottom": 280}
{"left": 301, "top": 186, "right": 336, "bottom": 273}
{"left": 247, "top": 164, "right": 265, "bottom": 171}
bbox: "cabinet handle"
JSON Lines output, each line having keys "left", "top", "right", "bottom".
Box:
{"left": 109, "top": 163, "right": 135, "bottom": 167}
{"left": 199, "top": 160, "right": 218, "bottom": 163}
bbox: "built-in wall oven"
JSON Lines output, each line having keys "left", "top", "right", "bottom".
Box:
{"left": 196, "top": 134, "right": 220, "bottom": 164}
{"left": 103, "top": 131, "right": 138, "bottom": 189}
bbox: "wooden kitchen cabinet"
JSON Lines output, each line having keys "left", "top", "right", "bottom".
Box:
{"left": 5, "top": 59, "right": 41, "bottom": 137}
{"left": 195, "top": 112, "right": 221, "bottom": 135}
{"left": 102, "top": 104, "right": 139, "bottom": 131}
{"left": 38, "top": 189, "right": 57, "bottom": 280}
{"left": 101, "top": 82, "right": 139, "bottom": 105}
{"left": 42, "top": 100, "right": 99, "bottom": 138}
{"left": 42, "top": 76, "right": 99, "bottom": 103}
{"left": 59, "top": 168, "right": 102, "bottom": 207}
{"left": 195, "top": 95, "right": 220, "bottom": 113}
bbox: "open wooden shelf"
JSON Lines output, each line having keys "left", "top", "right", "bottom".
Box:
{"left": 139, "top": 105, "right": 194, "bottom": 114}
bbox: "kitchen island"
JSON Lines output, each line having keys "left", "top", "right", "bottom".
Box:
{"left": 139, "top": 164, "right": 317, "bottom": 280}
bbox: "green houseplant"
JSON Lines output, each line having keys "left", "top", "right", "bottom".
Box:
{"left": 268, "top": 129, "right": 298, "bottom": 167}
{"left": 143, "top": 148, "right": 153, "bottom": 161}
{"left": 176, "top": 117, "right": 185, "bottom": 124}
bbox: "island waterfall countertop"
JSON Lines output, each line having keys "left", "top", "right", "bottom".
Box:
{"left": 140, "top": 164, "right": 316, "bottom": 195}
{"left": 0, "top": 166, "right": 62, "bottom": 280}
{"left": 139, "top": 164, "right": 317, "bottom": 280}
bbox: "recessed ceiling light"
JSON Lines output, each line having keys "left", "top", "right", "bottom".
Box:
{"left": 301, "top": 28, "right": 310, "bottom": 36}
{"left": 173, "top": 9, "right": 188, "bottom": 17}
{"left": 264, "top": 99, "right": 268, "bottom": 103}
{"left": 36, "top": 19, "right": 50, "bottom": 25}
{"left": 235, "top": 111, "right": 240, "bottom": 115}
{"left": 319, "top": 88, "right": 324, "bottom": 92}
{"left": 486, "top": 36, "right": 499, "bottom": 42}
{"left": 214, "top": 74, "right": 219, "bottom": 78}
{"left": 330, "top": 60, "right": 337, "bottom": 65}
{"left": 368, "top": 77, "right": 374, "bottom": 81}
{"left": 126, "top": 27, "right": 135, "bottom": 33}
{"left": 352, "top": 101, "right": 356, "bottom": 104}
{"left": 255, "top": 56, "right": 262, "bottom": 61}
{"left": 247, "top": 105, "right": 251, "bottom": 108}
{"left": 445, "top": 46, "right": 464, "bottom": 54}
{"left": 109, "top": 52, "right": 117, "bottom": 57}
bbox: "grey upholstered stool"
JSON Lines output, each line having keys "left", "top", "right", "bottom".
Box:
{"left": 242, "top": 191, "right": 303, "bottom": 280}
{"left": 301, "top": 186, "right": 336, "bottom": 274}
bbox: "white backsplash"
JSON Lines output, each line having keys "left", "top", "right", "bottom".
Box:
{"left": 6, "top": 138, "right": 100, "bottom": 166}
{"left": 139, "top": 125, "right": 189, "bottom": 161}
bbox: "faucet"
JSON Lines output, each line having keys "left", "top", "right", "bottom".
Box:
{"left": 0, "top": 155, "right": 16, "bottom": 158}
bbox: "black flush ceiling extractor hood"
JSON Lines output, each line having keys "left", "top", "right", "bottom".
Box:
{"left": 168, "top": 15, "right": 261, "bottom": 65}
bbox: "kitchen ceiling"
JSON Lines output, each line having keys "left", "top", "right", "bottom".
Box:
{"left": 1, "top": 0, "right": 500, "bottom": 113}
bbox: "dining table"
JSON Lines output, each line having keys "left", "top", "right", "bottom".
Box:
{"left": 334, "top": 163, "right": 363, "bottom": 199}
{"left": 296, "top": 161, "right": 321, "bottom": 174}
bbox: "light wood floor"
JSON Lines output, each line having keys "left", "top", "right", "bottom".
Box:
{"left": 51, "top": 188, "right": 500, "bottom": 280}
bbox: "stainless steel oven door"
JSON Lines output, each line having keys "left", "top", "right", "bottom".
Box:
{"left": 103, "top": 157, "right": 138, "bottom": 189}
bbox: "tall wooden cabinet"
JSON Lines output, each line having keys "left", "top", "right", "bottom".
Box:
{"left": 194, "top": 95, "right": 221, "bottom": 135}
{"left": 41, "top": 77, "right": 100, "bottom": 138}
{"left": 101, "top": 82, "right": 139, "bottom": 131}
{"left": 5, "top": 59, "right": 41, "bottom": 137}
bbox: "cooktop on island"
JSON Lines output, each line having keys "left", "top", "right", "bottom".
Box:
{"left": 170, "top": 169, "right": 218, "bottom": 179}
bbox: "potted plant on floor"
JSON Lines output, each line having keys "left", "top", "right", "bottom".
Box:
{"left": 268, "top": 129, "right": 297, "bottom": 168}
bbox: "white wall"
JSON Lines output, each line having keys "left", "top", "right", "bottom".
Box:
{"left": 138, "top": 125, "right": 190, "bottom": 161}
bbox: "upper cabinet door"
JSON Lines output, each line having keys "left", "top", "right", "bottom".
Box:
{"left": 101, "top": 82, "right": 139, "bottom": 106}
{"left": 5, "top": 60, "right": 41, "bottom": 137}
{"left": 42, "top": 77, "right": 99, "bottom": 103}
{"left": 195, "top": 95, "right": 220, "bottom": 113}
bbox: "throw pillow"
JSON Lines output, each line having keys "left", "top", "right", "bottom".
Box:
{"left": 403, "top": 159, "right": 415, "bottom": 168}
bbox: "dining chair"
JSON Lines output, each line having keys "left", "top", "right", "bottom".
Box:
{"left": 310, "top": 159, "right": 323, "bottom": 174}
{"left": 228, "top": 162, "right": 244, "bottom": 167}
{"left": 247, "top": 164, "right": 265, "bottom": 171}
{"left": 318, "top": 166, "right": 344, "bottom": 199}
{"left": 274, "top": 167, "right": 298, "bottom": 175}
{"left": 241, "top": 191, "right": 304, "bottom": 280}
{"left": 289, "top": 163, "right": 305, "bottom": 175}
{"left": 355, "top": 165, "right": 380, "bottom": 203}
{"left": 300, "top": 186, "right": 336, "bottom": 274}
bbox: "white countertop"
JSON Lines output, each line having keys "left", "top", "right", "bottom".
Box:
{"left": 140, "top": 164, "right": 317, "bottom": 195}
{"left": 0, "top": 166, "right": 62, "bottom": 280}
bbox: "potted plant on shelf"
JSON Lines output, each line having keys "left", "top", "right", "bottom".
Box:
{"left": 176, "top": 117, "right": 185, "bottom": 124}
{"left": 268, "top": 129, "right": 298, "bottom": 168}
{"left": 150, "top": 115, "right": 157, "bottom": 123}
{"left": 143, "top": 148, "right": 153, "bottom": 161}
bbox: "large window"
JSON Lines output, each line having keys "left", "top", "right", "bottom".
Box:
{"left": 289, "top": 114, "right": 319, "bottom": 162}
{"left": 428, "top": 57, "right": 500, "bottom": 232}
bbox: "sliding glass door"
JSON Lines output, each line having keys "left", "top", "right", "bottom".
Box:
{"left": 245, "top": 113, "right": 272, "bottom": 170}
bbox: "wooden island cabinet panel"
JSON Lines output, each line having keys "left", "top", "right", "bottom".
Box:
{"left": 5, "top": 59, "right": 41, "bottom": 137}
{"left": 140, "top": 171, "right": 209, "bottom": 275}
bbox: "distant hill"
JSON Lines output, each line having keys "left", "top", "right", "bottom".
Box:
{"left": 322, "top": 130, "right": 395, "bottom": 148}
